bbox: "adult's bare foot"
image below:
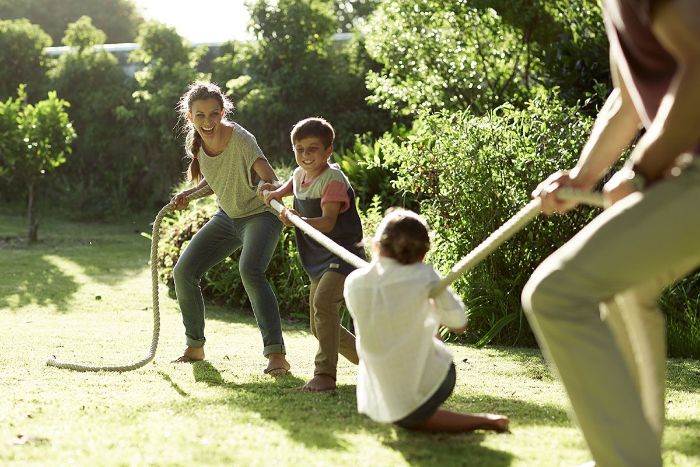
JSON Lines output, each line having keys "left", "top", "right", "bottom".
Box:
{"left": 302, "top": 374, "right": 336, "bottom": 392}
{"left": 264, "top": 352, "right": 290, "bottom": 376}
{"left": 172, "top": 346, "right": 205, "bottom": 363}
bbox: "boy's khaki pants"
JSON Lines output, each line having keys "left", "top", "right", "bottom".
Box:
{"left": 309, "top": 271, "right": 359, "bottom": 378}
{"left": 522, "top": 158, "right": 700, "bottom": 467}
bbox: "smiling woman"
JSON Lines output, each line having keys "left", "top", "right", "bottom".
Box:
{"left": 133, "top": 0, "right": 251, "bottom": 43}
{"left": 169, "top": 81, "right": 291, "bottom": 377}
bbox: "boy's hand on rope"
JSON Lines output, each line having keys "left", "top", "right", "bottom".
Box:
{"left": 263, "top": 189, "right": 284, "bottom": 207}
{"left": 257, "top": 182, "right": 278, "bottom": 202}
{"left": 279, "top": 207, "right": 300, "bottom": 227}
{"left": 170, "top": 192, "right": 190, "bottom": 210}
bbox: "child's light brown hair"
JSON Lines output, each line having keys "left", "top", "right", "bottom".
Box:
{"left": 374, "top": 208, "right": 431, "bottom": 265}
{"left": 290, "top": 117, "right": 335, "bottom": 149}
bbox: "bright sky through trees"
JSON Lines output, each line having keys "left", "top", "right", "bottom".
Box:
{"left": 133, "top": 0, "right": 251, "bottom": 43}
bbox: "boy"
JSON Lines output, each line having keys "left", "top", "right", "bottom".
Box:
{"left": 263, "top": 117, "right": 364, "bottom": 391}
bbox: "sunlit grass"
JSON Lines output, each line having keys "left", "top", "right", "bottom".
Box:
{"left": 1, "top": 211, "right": 698, "bottom": 466}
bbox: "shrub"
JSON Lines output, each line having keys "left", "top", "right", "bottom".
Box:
{"left": 333, "top": 124, "right": 411, "bottom": 211}
{"left": 386, "top": 96, "right": 599, "bottom": 346}
{"left": 662, "top": 271, "right": 700, "bottom": 358}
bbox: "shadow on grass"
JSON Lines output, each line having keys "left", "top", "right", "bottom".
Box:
{"left": 158, "top": 370, "right": 190, "bottom": 398}
{"left": 666, "top": 417, "right": 700, "bottom": 459}
{"left": 0, "top": 252, "right": 79, "bottom": 311}
{"left": 483, "top": 347, "right": 556, "bottom": 383}
{"left": 385, "top": 430, "right": 513, "bottom": 467}
{"left": 489, "top": 347, "right": 700, "bottom": 394}
{"left": 667, "top": 359, "right": 700, "bottom": 393}
{"left": 186, "top": 361, "right": 514, "bottom": 465}
{"left": 448, "top": 392, "right": 571, "bottom": 427}
{"left": 0, "top": 216, "right": 153, "bottom": 312}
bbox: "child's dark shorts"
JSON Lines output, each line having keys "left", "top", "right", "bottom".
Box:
{"left": 393, "top": 362, "right": 456, "bottom": 429}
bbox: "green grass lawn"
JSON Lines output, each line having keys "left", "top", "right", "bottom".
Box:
{"left": 1, "top": 211, "right": 698, "bottom": 466}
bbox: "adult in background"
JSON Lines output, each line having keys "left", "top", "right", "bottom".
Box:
{"left": 521, "top": 1, "right": 700, "bottom": 465}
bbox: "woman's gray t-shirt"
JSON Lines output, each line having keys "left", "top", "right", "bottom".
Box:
{"left": 198, "top": 122, "right": 273, "bottom": 218}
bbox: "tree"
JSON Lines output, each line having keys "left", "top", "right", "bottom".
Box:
{"left": 0, "top": 86, "right": 76, "bottom": 242}
{"left": 212, "top": 0, "right": 392, "bottom": 159}
{"left": 47, "top": 16, "right": 137, "bottom": 218}
{"left": 0, "top": 19, "right": 52, "bottom": 100}
{"left": 62, "top": 15, "right": 106, "bottom": 51}
{"left": 124, "top": 21, "right": 206, "bottom": 205}
{"left": 334, "top": 0, "right": 379, "bottom": 32}
{"left": 364, "top": 0, "right": 608, "bottom": 116}
{"left": 0, "top": 0, "right": 142, "bottom": 44}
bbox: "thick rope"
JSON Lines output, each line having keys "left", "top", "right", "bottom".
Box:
{"left": 46, "top": 186, "right": 214, "bottom": 372}
{"left": 267, "top": 198, "right": 370, "bottom": 269}
{"left": 265, "top": 188, "right": 603, "bottom": 297}
{"left": 429, "top": 188, "right": 604, "bottom": 296}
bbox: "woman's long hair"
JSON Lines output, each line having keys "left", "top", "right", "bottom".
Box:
{"left": 177, "top": 82, "right": 234, "bottom": 183}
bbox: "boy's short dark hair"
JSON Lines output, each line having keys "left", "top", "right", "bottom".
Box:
{"left": 290, "top": 117, "right": 335, "bottom": 148}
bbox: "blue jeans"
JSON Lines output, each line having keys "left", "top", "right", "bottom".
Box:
{"left": 173, "top": 209, "right": 284, "bottom": 356}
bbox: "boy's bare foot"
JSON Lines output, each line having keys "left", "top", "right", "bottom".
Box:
{"left": 302, "top": 374, "right": 336, "bottom": 392}
{"left": 264, "top": 352, "right": 290, "bottom": 376}
{"left": 172, "top": 346, "right": 205, "bottom": 363}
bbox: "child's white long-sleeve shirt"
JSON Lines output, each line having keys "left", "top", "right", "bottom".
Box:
{"left": 344, "top": 256, "right": 467, "bottom": 423}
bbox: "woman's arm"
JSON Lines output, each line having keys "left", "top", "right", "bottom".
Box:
{"left": 252, "top": 158, "right": 279, "bottom": 184}
{"left": 262, "top": 177, "right": 293, "bottom": 205}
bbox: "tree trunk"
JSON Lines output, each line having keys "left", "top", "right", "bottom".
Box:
{"left": 27, "top": 180, "right": 38, "bottom": 243}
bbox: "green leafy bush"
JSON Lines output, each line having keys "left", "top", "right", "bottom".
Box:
{"left": 385, "top": 96, "right": 598, "bottom": 346}
{"left": 662, "top": 271, "right": 700, "bottom": 358}
{"left": 364, "top": 0, "right": 608, "bottom": 116}
{"left": 333, "top": 124, "right": 411, "bottom": 211}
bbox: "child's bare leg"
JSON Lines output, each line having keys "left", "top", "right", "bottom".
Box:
{"left": 302, "top": 374, "right": 336, "bottom": 392}
{"left": 172, "top": 346, "right": 205, "bottom": 363}
{"left": 265, "top": 352, "right": 291, "bottom": 376}
{"left": 412, "top": 410, "right": 509, "bottom": 433}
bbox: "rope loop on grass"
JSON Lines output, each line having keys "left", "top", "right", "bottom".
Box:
{"left": 46, "top": 186, "right": 214, "bottom": 372}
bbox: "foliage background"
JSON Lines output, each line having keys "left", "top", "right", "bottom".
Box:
{"left": 0, "top": 0, "right": 698, "bottom": 356}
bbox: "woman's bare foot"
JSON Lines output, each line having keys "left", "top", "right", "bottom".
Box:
{"left": 264, "top": 352, "right": 290, "bottom": 376}
{"left": 302, "top": 374, "right": 336, "bottom": 392}
{"left": 172, "top": 346, "right": 205, "bottom": 363}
